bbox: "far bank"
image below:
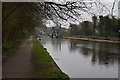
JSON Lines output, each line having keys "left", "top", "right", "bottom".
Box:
{"left": 64, "top": 36, "right": 120, "bottom": 44}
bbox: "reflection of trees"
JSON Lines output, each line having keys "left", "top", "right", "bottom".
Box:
{"left": 81, "top": 47, "right": 90, "bottom": 57}
{"left": 91, "top": 43, "right": 118, "bottom": 66}
{"left": 69, "top": 39, "right": 118, "bottom": 66}
{"left": 69, "top": 39, "right": 78, "bottom": 51}
{"left": 97, "top": 43, "right": 118, "bottom": 66}
{"left": 70, "top": 39, "right": 92, "bottom": 56}
{"left": 91, "top": 43, "right": 97, "bottom": 65}
{"left": 51, "top": 38, "right": 62, "bottom": 51}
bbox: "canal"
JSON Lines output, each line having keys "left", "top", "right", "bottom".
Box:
{"left": 40, "top": 36, "right": 119, "bottom": 78}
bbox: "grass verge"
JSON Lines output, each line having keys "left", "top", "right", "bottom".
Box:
{"left": 3, "top": 39, "right": 25, "bottom": 52}
{"left": 2, "top": 38, "right": 28, "bottom": 63}
{"left": 32, "top": 37, "right": 69, "bottom": 79}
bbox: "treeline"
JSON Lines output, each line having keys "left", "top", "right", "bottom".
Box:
{"left": 3, "top": 2, "right": 43, "bottom": 46}
{"left": 70, "top": 15, "right": 120, "bottom": 39}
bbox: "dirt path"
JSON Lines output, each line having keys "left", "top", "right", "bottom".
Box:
{"left": 2, "top": 38, "right": 33, "bottom": 78}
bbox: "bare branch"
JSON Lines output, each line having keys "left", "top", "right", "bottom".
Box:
{"left": 111, "top": 0, "right": 118, "bottom": 16}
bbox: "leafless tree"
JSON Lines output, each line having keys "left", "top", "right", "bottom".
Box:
{"left": 3, "top": 1, "right": 110, "bottom": 26}
{"left": 35, "top": 1, "right": 110, "bottom": 26}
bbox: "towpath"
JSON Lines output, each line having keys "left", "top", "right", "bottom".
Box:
{"left": 3, "top": 38, "right": 33, "bottom": 78}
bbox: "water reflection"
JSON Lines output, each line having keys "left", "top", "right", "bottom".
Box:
{"left": 69, "top": 39, "right": 119, "bottom": 67}
{"left": 40, "top": 37, "right": 119, "bottom": 78}
{"left": 51, "top": 38, "right": 62, "bottom": 51}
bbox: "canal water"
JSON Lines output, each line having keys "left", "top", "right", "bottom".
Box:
{"left": 40, "top": 36, "right": 119, "bottom": 78}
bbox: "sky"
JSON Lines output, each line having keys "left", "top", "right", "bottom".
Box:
{"left": 45, "top": 0, "right": 120, "bottom": 29}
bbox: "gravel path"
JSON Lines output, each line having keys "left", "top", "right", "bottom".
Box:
{"left": 2, "top": 38, "right": 33, "bottom": 78}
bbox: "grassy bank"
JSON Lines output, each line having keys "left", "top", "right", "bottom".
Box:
{"left": 32, "top": 38, "right": 69, "bottom": 79}
{"left": 2, "top": 38, "right": 28, "bottom": 63}
{"left": 3, "top": 39, "right": 25, "bottom": 52}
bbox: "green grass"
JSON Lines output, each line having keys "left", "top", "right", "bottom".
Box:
{"left": 3, "top": 38, "right": 27, "bottom": 52}
{"left": 2, "top": 38, "right": 28, "bottom": 63}
{"left": 32, "top": 37, "right": 69, "bottom": 79}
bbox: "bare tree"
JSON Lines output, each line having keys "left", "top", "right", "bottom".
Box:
{"left": 3, "top": 1, "right": 109, "bottom": 25}
{"left": 36, "top": 1, "right": 109, "bottom": 25}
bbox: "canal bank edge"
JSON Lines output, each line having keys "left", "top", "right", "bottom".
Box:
{"left": 64, "top": 37, "right": 120, "bottom": 44}
{"left": 32, "top": 37, "right": 69, "bottom": 79}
